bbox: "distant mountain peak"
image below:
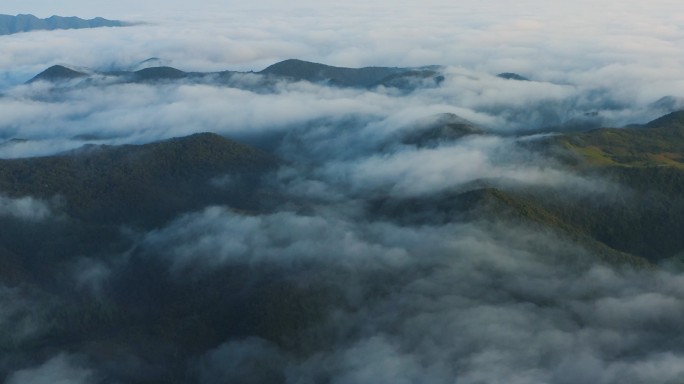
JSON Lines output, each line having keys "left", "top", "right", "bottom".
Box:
{"left": 260, "top": 59, "right": 411, "bottom": 87}
{"left": 497, "top": 72, "right": 529, "bottom": 81}
{"left": 261, "top": 58, "right": 325, "bottom": 70}
{"left": 133, "top": 66, "right": 187, "bottom": 81}
{"left": 259, "top": 59, "right": 342, "bottom": 78}
{"left": 29, "top": 65, "right": 88, "bottom": 82}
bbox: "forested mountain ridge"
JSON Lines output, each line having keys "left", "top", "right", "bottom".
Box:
{"left": 0, "top": 132, "right": 277, "bottom": 226}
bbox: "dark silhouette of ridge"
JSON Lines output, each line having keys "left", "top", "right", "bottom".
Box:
{"left": 133, "top": 66, "right": 188, "bottom": 81}
{"left": 26, "top": 59, "right": 445, "bottom": 91}
{"left": 29, "top": 65, "right": 88, "bottom": 82}
{"left": 497, "top": 72, "right": 529, "bottom": 81}
{"left": 0, "top": 14, "right": 127, "bottom": 35}
{"left": 259, "top": 59, "right": 407, "bottom": 87}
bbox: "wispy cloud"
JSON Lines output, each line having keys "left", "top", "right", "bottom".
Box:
{"left": 6, "top": 353, "right": 94, "bottom": 384}
{"left": 0, "top": 195, "right": 53, "bottom": 221}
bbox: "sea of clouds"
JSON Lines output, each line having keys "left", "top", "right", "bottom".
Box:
{"left": 2, "top": 1, "right": 684, "bottom": 382}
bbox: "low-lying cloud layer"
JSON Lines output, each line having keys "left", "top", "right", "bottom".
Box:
{"left": 6, "top": 353, "right": 93, "bottom": 384}
{"left": 21, "top": 203, "right": 683, "bottom": 383}
{"left": 0, "top": 68, "right": 674, "bottom": 160}
{"left": 129, "top": 192, "right": 684, "bottom": 384}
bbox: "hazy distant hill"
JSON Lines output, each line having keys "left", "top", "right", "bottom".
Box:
{"left": 259, "top": 58, "right": 403, "bottom": 87}
{"left": 29, "top": 64, "right": 192, "bottom": 83}
{"left": 28, "top": 64, "right": 88, "bottom": 81}
{"left": 133, "top": 66, "right": 188, "bottom": 81}
{"left": 28, "top": 59, "right": 446, "bottom": 90}
{"left": 497, "top": 72, "right": 529, "bottom": 81}
{"left": 259, "top": 58, "right": 444, "bottom": 88}
{"left": 399, "top": 113, "right": 484, "bottom": 147}
{"left": 0, "top": 14, "right": 127, "bottom": 35}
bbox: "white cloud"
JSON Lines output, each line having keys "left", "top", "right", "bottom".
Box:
{"left": 6, "top": 353, "right": 94, "bottom": 384}
{"left": 144, "top": 207, "right": 413, "bottom": 270}
{"left": 0, "top": 195, "right": 53, "bottom": 221}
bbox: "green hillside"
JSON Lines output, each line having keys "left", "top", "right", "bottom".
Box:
{"left": 525, "top": 110, "right": 684, "bottom": 262}
{"left": 554, "top": 111, "right": 684, "bottom": 169}
{"left": 374, "top": 111, "right": 684, "bottom": 265}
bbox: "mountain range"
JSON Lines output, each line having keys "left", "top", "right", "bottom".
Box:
{"left": 0, "top": 14, "right": 128, "bottom": 35}
{"left": 3, "top": 107, "right": 684, "bottom": 269}
{"left": 2, "top": 60, "right": 684, "bottom": 383}
{"left": 28, "top": 59, "right": 450, "bottom": 91}
{"left": 9, "top": 61, "right": 684, "bottom": 265}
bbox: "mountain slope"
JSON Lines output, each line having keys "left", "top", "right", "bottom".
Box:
{"left": 370, "top": 186, "right": 653, "bottom": 267}
{"left": 511, "top": 110, "right": 684, "bottom": 261}
{"left": 553, "top": 111, "right": 684, "bottom": 169}
{"left": 0, "top": 133, "right": 277, "bottom": 226}
{"left": 373, "top": 111, "right": 684, "bottom": 265}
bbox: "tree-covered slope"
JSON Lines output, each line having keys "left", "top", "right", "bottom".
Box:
{"left": 553, "top": 110, "right": 684, "bottom": 169}
{"left": 373, "top": 110, "right": 684, "bottom": 265}
{"left": 0, "top": 132, "right": 277, "bottom": 226}
{"left": 522, "top": 110, "right": 684, "bottom": 262}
